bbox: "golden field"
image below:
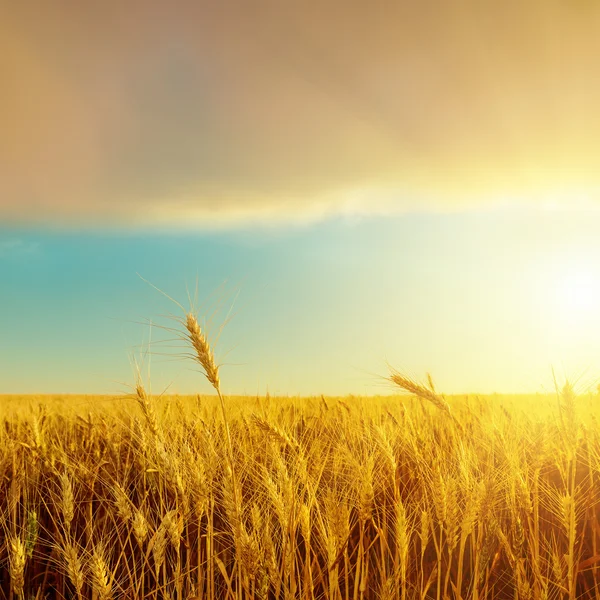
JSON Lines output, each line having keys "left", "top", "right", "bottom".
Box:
{"left": 2, "top": 386, "right": 600, "bottom": 600}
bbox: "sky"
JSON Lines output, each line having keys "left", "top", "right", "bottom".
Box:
{"left": 2, "top": 1, "right": 600, "bottom": 395}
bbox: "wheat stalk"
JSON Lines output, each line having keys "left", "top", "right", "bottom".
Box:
{"left": 9, "top": 536, "right": 26, "bottom": 599}
{"left": 90, "top": 545, "right": 113, "bottom": 600}
{"left": 133, "top": 509, "right": 148, "bottom": 546}
{"left": 134, "top": 380, "right": 161, "bottom": 440}
{"left": 62, "top": 542, "right": 84, "bottom": 599}
{"left": 112, "top": 483, "right": 133, "bottom": 523}
{"left": 152, "top": 515, "right": 169, "bottom": 577}
{"left": 388, "top": 371, "right": 452, "bottom": 415}
{"left": 185, "top": 313, "right": 220, "bottom": 392}
{"left": 60, "top": 472, "right": 75, "bottom": 532}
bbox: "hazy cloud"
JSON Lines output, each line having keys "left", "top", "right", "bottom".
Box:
{"left": 3, "top": 1, "right": 600, "bottom": 227}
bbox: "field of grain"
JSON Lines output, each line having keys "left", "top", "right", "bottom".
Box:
{"left": 2, "top": 381, "right": 600, "bottom": 600}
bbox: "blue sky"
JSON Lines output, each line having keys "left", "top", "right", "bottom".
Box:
{"left": 3, "top": 209, "right": 600, "bottom": 396}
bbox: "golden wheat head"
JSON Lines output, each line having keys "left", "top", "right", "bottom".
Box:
{"left": 388, "top": 370, "right": 452, "bottom": 415}
{"left": 185, "top": 313, "right": 220, "bottom": 392}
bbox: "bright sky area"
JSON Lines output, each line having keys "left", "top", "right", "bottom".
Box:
{"left": 3, "top": 208, "right": 600, "bottom": 396}
{"left": 3, "top": 2, "right": 600, "bottom": 394}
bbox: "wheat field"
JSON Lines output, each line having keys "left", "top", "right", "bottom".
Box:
{"left": 2, "top": 382, "right": 600, "bottom": 599}
{"left": 6, "top": 1, "right": 600, "bottom": 597}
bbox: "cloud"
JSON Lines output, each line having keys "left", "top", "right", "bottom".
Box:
{"left": 3, "top": 1, "right": 600, "bottom": 227}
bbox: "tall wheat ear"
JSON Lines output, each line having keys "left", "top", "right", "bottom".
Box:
{"left": 8, "top": 536, "right": 26, "bottom": 599}
{"left": 183, "top": 311, "right": 234, "bottom": 463}
{"left": 136, "top": 275, "right": 232, "bottom": 457}
{"left": 185, "top": 313, "right": 221, "bottom": 392}
{"left": 388, "top": 368, "right": 452, "bottom": 415}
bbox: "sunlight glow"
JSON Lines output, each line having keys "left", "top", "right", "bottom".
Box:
{"left": 558, "top": 269, "right": 600, "bottom": 317}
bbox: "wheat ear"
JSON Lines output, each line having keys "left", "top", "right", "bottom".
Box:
{"left": 9, "top": 536, "right": 26, "bottom": 599}
{"left": 185, "top": 313, "right": 220, "bottom": 392}
{"left": 389, "top": 371, "right": 452, "bottom": 415}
